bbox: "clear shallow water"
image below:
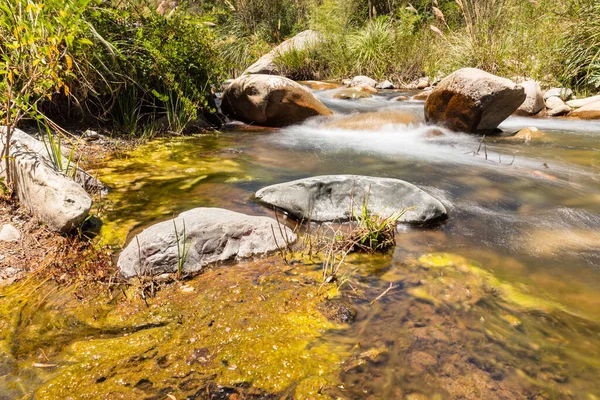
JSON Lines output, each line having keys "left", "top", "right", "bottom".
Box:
{"left": 2, "top": 92, "right": 600, "bottom": 399}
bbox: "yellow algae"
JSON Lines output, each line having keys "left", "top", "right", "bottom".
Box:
{"left": 88, "top": 136, "right": 252, "bottom": 246}
{"left": 414, "top": 253, "right": 592, "bottom": 320}
{"left": 418, "top": 252, "right": 470, "bottom": 269}
{"left": 501, "top": 313, "right": 522, "bottom": 328}
{"left": 23, "top": 260, "right": 350, "bottom": 398}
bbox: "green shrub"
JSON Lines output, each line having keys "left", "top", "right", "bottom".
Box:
{"left": 0, "top": 0, "right": 92, "bottom": 185}
{"left": 84, "top": 3, "right": 225, "bottom": 134}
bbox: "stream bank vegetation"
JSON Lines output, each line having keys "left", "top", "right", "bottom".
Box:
{"left": 275, "top": 195, "right": 408, "bottom": 291}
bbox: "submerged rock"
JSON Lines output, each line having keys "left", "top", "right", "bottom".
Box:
{"left": 0, "top": 128, "right": 92, "bottom": 233}
{"left": 317, "top": 300, "right": 357, "bottom": 324}
{"left": 516, "top": 81, "right": 544, "bottom": 115}
{"left": 242, "top": 30, "right": 322, "bottom": 76}
{"left": 118, "top": 208, "right": 296, "bottom": 278}
{"left": 255, "top": 175, "right": 447, "bottom": 224}
{"left": 500, "top": 127, "right": 545, "bottom": 143}
{"left": 412, "top": 91, "right": 431, "bottom": 101}
{"left": 391, "top": 95, "right": 410, "bottom": 101}
{"left": 221, "top": 74, "right": 332, "bottom": 127}
{"left": 299, "top": 80, "right": 341, "bottom": 91}
{"left": 325, "top": 110, "right": 418, "bottom": 130}
{"left": 424, "top": 68, "right": 526, "bottom": 133}
{"left": 332, "top": 89, "right": 373, "bottom": 100}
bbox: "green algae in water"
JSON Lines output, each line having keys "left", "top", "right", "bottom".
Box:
{"left": 0, "top": 259, "right": 349, "bottom": 399}
{"left": 90, "top": 135, "right": 255, "bottom": 247}
{"left": 417, "top": 252, "right": 591, "bottom": 319}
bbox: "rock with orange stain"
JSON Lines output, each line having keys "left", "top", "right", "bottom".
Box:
{"left": 424, "top": 68, "right": 525, "bottom": 133}
{"left": 221, "top": 74, "right": 333, "bottom": 127}
{"left": 298, "top": 81, "right": 342, "bottom": 91}
{"left": 569, "top": 100, "right": 600, "bottom": 120}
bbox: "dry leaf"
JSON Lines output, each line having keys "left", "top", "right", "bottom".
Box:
{"left": 429, "top": 25, "right": 444, "bottom": 36}
{"left": 432, "top": 6, "right": 446, "bottom": 24}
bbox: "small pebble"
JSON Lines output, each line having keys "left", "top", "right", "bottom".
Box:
{"left": 0, "top": 224, "right": 21, "bottom": 242}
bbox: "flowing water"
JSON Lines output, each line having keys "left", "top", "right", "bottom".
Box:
{"left": 1, "top": 88, "right": 600, "bottom": 399}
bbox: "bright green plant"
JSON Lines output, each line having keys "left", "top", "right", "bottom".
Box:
{"left": 347, "top": 16, "right": 395, "bottom": 77}
{"left": 351, "top": 196, "right": 409, "bottom": 253}
{"left": 0, "top": 0, "right": 91, "bottom": 187}
{"left": 38, "top": 118, "right": 78, "bottom": 176}
{"left": 173, "top": 219, "right": 191, "bottom": 280}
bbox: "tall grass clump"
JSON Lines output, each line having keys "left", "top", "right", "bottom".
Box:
{"left": 560, "top": 1, "right": 600, "bottom": 91}
{"left": 431, "top": 0, "right": 565, "bottom": 81}
{"left": 214, "top": 0, "right": 311, "bottom": 74}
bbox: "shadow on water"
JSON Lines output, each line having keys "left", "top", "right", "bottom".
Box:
{"left": 1, "top": 93, "right": 599, "bottom": 398}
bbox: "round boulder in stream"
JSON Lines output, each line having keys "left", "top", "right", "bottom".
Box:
{"left": 221, "top": 74, "right": 333, "bottom": 126}
{"left": 255, "top": 175, "right": 447, "bottom": 224}
{"left": 118, "top": 208, "right": 296, "bottom": 278}
{"left": 424, "top": 68, "right": 525, "bottom": 133}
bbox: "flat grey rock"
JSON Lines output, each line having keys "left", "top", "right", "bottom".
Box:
{"left": 255, "top": 175, "right": 447, "bottom": 224}
{"left": 0, "top": 224, "right": 20, "bottom": 242}
{"left": 118, "top": 208, "right": 296, "bottom": 278}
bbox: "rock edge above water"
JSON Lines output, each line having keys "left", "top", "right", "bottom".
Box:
{"left": 118, "top": 207, "right": 296, "bottom": 278}
{"left": 0, "top": 127, "right": 92, "bottom": 232}
{"left": 255, "top": 175, "right": 447, "bottom": 224}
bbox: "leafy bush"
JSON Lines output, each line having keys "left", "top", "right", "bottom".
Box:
{"left": 0, "top": 0, "right": 91, "bottom": 185}
{"left": 84, "top": 3, "right": 225, "bottom": 134}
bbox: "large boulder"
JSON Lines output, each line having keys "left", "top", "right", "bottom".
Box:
{"left": 118, "top": 208, "right": 296, "bottom": 278}
{"left": 0, "top": 128, "right": 103, "bottom": 192}
{"left": 0, "top": 128, "right": 92, "bottom": 232}
{"left": 569, "top": 101, "right": 600, "bottom": 119}
{"left": 243, "top": 30, "right": 322, "bottom": 76}
{"left": 424, "top": 68, "right": 526, "bottom": 133}
{"left": 516, "top": 81, "right": 544, "bottom": 115}
{"left": 255, "top": 175, "right": 447, "bottom": 225}
{"left": 221, "top": 74, "right": 333, "bottom": 126}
